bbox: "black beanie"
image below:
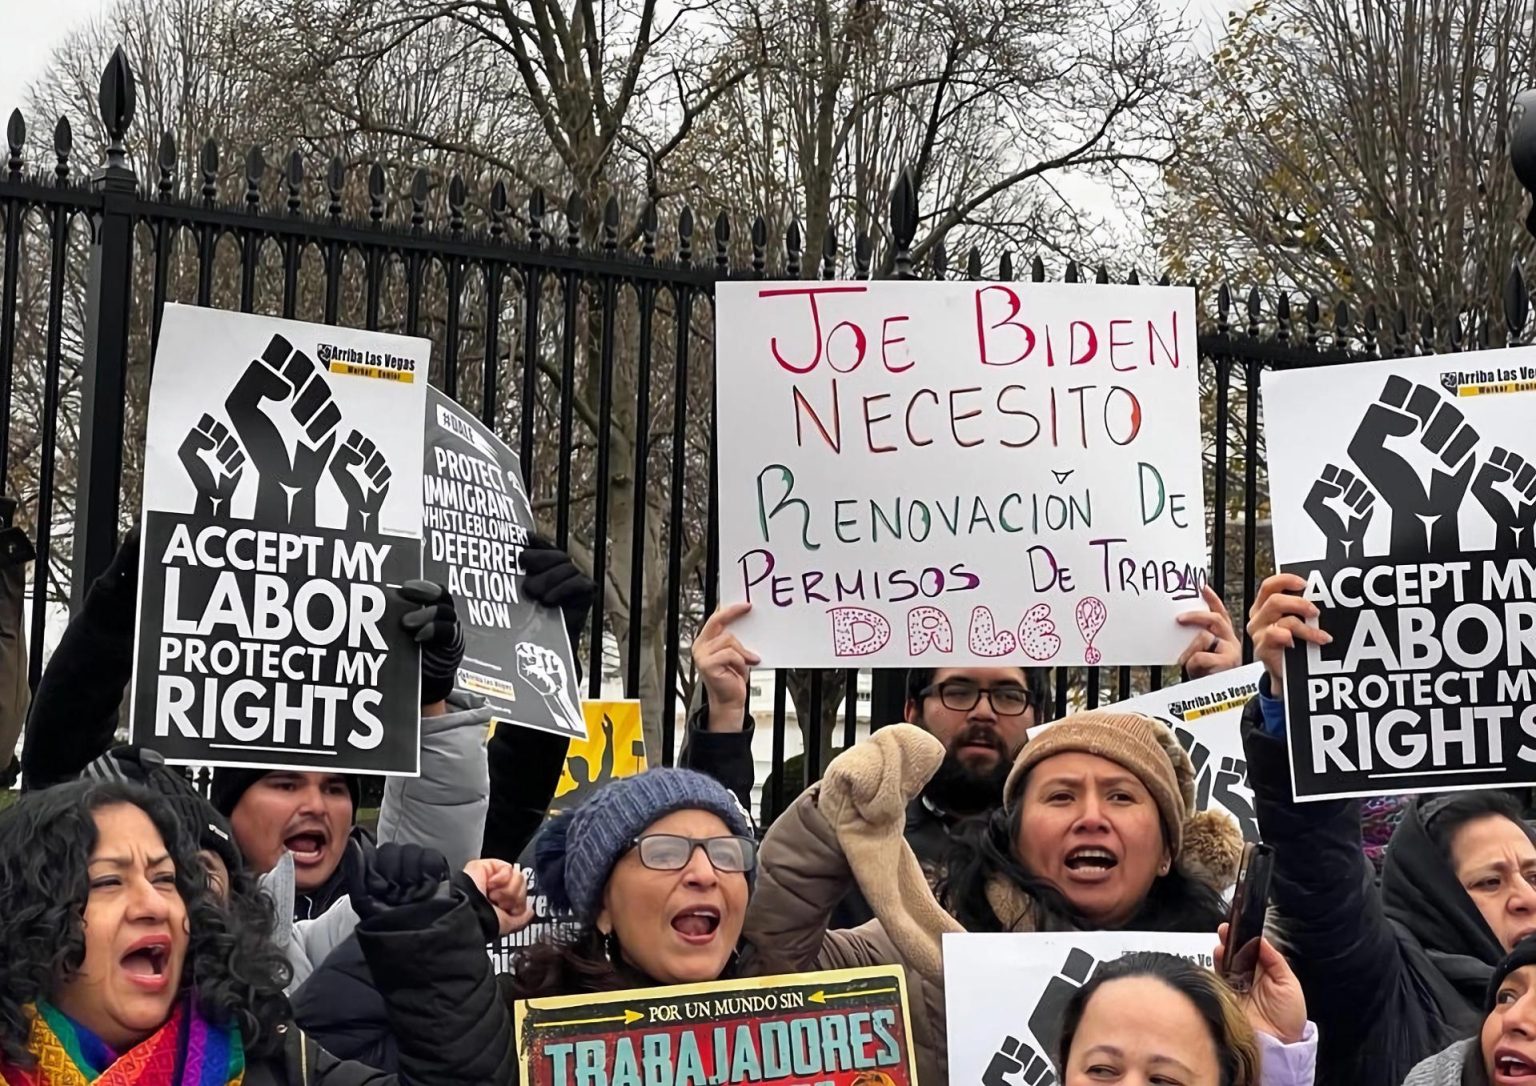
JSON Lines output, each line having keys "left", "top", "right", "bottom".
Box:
{"left": 84, "top": 746, "right": 243, "bottom": 876}
{"left": 1486, "top": 935, "right": 1536, "bottom": 1012}
{"left": 208, "top": 766, "right": 361, "bottom": 821}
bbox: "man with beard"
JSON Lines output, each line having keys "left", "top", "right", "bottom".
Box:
{"left": 680, "top": 589, "right": 1241, "bottom": 923}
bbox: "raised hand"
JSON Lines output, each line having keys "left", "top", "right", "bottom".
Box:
{"left": 691, "top": 602, "right": 760, "bottom": 732}
{"left": 462, "top": 858, "right": 536, "bottom": 937}
{"left": 1304, "top": 463, "right": 1375, "bottom": 560}
{"left": 1246, "top": 573, "right": 1332, "bottom": 689}
{"left": 1214, "top": 926, "right": 1308, "bottom": 1045}
{"left": 343, "top": 840, "right": 450, "bottom": 921}
{"left": 1347, "top": 376, "right": 1478, "bottom": 553}
{"left": 329, "top": 429, "right": 391, "bottom": 533}
{"left": 1175, "top": 585, "right": 1241, "bottom": 680}
{"left": 1472, "top": 446, "right": 1536, "bottom": 550}
{"left": 178, "top": 413, "right": 245, "bottom": 517}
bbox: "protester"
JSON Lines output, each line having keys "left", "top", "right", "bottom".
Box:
{"left": 1405, "top": 937, "right": 1536, "bottom": 1085}
{"left": 745, "top": 711, "right": 1245, "bottom": 1083}
{"left": 503, "top": 766, "right": 760, "bottom": 1003}
{"left": 0, "top": 779, "right": 514, "bottom": 1085}
{"left": 1057, "top": 942, "right": 1316, "bottom": 1086}
{"left": 683, "top": 587, "right": 1243, "bottom": 918}
{"left": 1245, "top": 572, "right": 1536, "bottom": 1086}
{"left": 0, "top": 498, "right": 30, "bottom": 788}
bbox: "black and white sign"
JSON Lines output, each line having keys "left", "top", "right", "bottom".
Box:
{"left": 423, "top": 388, "right": 583, "bottom": 739}
{"left": 130, "top": 306, "right": 428, "bottom": 775}
{"left": 1265, "top": 352, "right": 1536, "bottom": 800}
{"left": 943, "top": 932, "right": 1213, "bottom": 1086}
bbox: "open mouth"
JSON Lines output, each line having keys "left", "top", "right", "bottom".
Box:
{"left": 284, "top": 831, "right": 328, "bottom": 864}
{"left": 1063, "top": 846, "right": 1119, "bottom": 875}
{"left": 1495, "top": 1050, "right": 1536, "bottom": 1080}
{"left": 670, "top": 906, "right": 722, "bottom": 943}
{"left": 120, "top": 936, "right": 172, "bottom": 990}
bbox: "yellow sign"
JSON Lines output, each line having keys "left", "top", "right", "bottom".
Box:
{"left": 554, "top": 700, "right": 647, "bottom": 804}
{"left": 328, "top": 360, "right": 416, "bottom": 383}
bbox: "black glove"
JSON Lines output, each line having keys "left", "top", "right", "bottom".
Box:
{"left": 397, "top": 580, "right": 462, "bottom": 706}
{"left": 343, "top": 839, "right": 450, "bottom": 921}
{"left": 86, "top": 528, "right": 142, "bottom": 634}
{"left": 521, "top": 534, "right": 596, "bottom": 647}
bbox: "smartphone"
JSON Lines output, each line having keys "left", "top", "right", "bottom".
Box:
{"left": 1221, "top": 842, "right": 1274, "bottom": 993}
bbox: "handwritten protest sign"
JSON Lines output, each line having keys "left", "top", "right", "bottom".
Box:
{"left": 944, "top": 931, "right": 1213, "bottom": 1086}
{"left": 495, "top": 701, "right": 649, "bottom": 966}
{"left": 130, "top": 305, "right": 426, "bottom": 775}
{"left": 515, "top": 965, "right": 918, "bottom": 1086}
{"left": 714, "top": 281, "right": 1208, "bottom": 668}
{"left": 1265, "top": 351, "right": 1536, "bottom": 799}
{"left": 424, "top": 388, "right": 584, "bottom": 739}
{"left": 1046, "top": 663, "right": 1262, "bottom": 843}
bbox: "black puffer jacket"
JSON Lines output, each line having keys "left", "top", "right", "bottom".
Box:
{"left": 1242, "top": 693, "right": 1496, "bottom": 1086}
{"left": 249, "top": 875, "right": 512, "bottom": 1085}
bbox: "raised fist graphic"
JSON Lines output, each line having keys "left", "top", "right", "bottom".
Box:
{"left": 1347, "top": 376, "right": 1478, "bottom": 554}
{"left": 982, "top": 1036, "right": 1055, "bottom": 1086}
{"left": 329, "top": 429, "right": 391, "bottom": 533}
{"left": 517, "top": 642, "right": 580, "bottom": 729}
{"left": 226, "top": 334, "right": 342, "bottom": 525}
{"left": 1304, "top": 463, "right": 1375, "bottom": 561}
{"left": 1472, "top": 446, "right": 1536, "bottom": 551}
{"left": 178, "top": 413, "right": 245, "bottom": 517}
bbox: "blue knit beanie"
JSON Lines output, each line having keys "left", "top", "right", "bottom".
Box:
{"left": 533, "top": 768, "right": 756, "bottom": 923}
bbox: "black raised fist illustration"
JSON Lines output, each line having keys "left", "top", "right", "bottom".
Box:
{"left": 1213, "top": 755, "right": 1260, "bottom": 843}
{"left": 226, "top": 334, "right": 342, "bottom": 525}
{"left": 1305, "top": 463, "right": 1375, "bottom": 561}
{"left": 329, "top": 429, "right": 391, "bottom": 533}
{"left": 1027, "top": 947, "right": 1097, "bottom": 1070}
{"left": 1174, "top": 725, "right": 1214, "bottom": 811}
{"left": 1472, "top": 446, "right": 1536, "bottom": 551}
{"left": 1347, "top": 376, "right": 1478, "bottom": 554}
{"left": 178, "top": 413, "right": 245, "bottom": 517}
{"left": 982, "top": 1036, "right": 1056, "bottom": 1086}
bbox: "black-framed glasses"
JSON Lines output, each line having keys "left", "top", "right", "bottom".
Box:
{"left": 920, "top": 679, "right": 1035, "bottom": 716}
{"left": 630, "top": 833, "right": 758, "bottom": 874}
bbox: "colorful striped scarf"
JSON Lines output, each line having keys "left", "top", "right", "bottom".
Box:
{"left": 0, "top": 998, "right": 243, "bottom": 1086}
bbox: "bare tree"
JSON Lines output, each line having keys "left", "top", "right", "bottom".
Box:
{"left": 1159, "top": 0, "right": 1536, "bottom": 337}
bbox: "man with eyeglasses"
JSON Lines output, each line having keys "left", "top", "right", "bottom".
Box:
{"left": 680, "top": 588, "right": 1242, "bottom": 922}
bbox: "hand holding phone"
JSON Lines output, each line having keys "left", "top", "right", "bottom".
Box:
{"left": 1220, "top": 842, "right": 1275, "bottom": 993}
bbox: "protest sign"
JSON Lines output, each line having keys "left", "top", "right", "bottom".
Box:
{"left": 944, "top": 931, "right": 1213, "bottom": 1086}
{"left": 130, "top": 305, "right": 427, "bottom": 775}
{"left": 423, "top": 387, "right": 584, "bottom": 739}
{"left": 714, "top": 280, "right": 1208, "bottom": 668}
{"left": 494, "top": 701, "right": 650, "bottom": 965}
{"left": 515, "top": 965, "right": 918, "bottom": 1086}
{"left": 1265, "top": 351, "right": 1536, "bottom": 799}
{"left": 1055, "top": 663, "right": 1263, "bottom": 843}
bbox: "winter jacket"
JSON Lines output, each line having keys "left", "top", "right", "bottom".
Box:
{"left": 1260, "top": 1024, "right": 1320, "bottom": 1086}
{"left": 1402, "top": 1039, "right": 1482, "bottom": 1086}
{"left": 480, "top": 720, "right": 569, "bottom": 863}
{"left": 1244, "top": 683, "right": 1496, "bottom": 1086}
{"left": 377, "top": 688, "right": 494, "bottom": 870}
{"left": 247, "top": 877, "right": 514, "bottom": 1086}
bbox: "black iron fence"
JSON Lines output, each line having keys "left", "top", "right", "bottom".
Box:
{"left": 5, "top": 50, "right": 1533, "bottom": 805}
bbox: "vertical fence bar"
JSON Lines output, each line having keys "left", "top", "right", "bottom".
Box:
{"left": 660, "top": 253, "right": 696, "bottom": 765}
{"left": 588, "top": 268, "right": 619, "bottom": 698}
{"left": 481, "top": 261, "right": 504, "bottom": 429}
{"left": 805, "top": 669, "right": 825, "bottom": 782}
{"left": 518, "top": 189, "right": 545, "bottom": 471}
{"left": 71, "top": 49, "right": 138, "bottom": 607}
{"left": 1241, "top": 358, "right": 1262, "bottom": 661}
{"left": 554, "top": 241, "right": 580, "bottom": 551}
{"left": 27, "top": 202, "right": 69, "bottom": 685}
{"left": 625, "top": 277, "right": 656, "bottom": 698}
{"left": 0, "top": 195, "right": 21, "bottom": 486}
{"left": 769, "top": 670, "right": 788, "bottom": 822}
{"left": 843, "top": 669, "right": 858, "bottom": 748}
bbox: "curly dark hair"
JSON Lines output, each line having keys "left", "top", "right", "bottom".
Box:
{"left": 0, "top": 779, "right": 292, "bottom": 1067}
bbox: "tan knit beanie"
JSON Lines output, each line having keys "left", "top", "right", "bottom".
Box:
{"left": 1004, "top": 710, "right": 1194, "bottom": 858}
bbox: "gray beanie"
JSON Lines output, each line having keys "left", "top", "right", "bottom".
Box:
{"left": 533, "top": 767, "right": 755, "bottom": 923}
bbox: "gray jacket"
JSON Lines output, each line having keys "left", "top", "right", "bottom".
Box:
{"left": 1403, "top": 1039, "right": 1473, "bottom": 1086}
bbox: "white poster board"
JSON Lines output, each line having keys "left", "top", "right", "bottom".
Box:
{"left": 944, "top": 931, "right": 1214, "bottom": 1086}
{"left": 715, "top": 281, "right": 1208, "bottom": 668}
{"left": 1264, "top": 351, "right": 1536, "bottom": 799}
{"left": 131, "top": 305, "right": 428, "bottom": 774}
{"left": 1059, "top": 663, "right": 1263, "bottom": 844}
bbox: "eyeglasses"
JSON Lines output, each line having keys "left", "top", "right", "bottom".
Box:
{"left": 920, "top": 680, "right": 1035, "bottom": 716}
{"left": 630, "top": 833, "right": 758, "bottom": 873}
